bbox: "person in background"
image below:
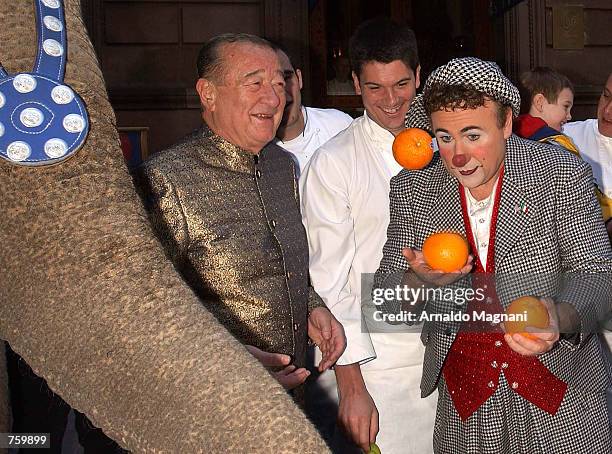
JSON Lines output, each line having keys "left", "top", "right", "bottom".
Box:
{"left": 563, "top": 71, "right": 612, "bottom": 241}
{"left": 274, "top": 45, "right": 353, "bottom": 175}
{"left": 513, "top": 66, "right": 578, "bottom": 152}
{"left": 300, "top": 18, "right": 436, "bottom": 454}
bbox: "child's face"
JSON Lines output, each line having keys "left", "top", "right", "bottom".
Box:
{"left": 540, "top": 87, "right": 574, "bottom": 132}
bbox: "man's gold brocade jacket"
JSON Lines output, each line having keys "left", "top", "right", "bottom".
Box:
{"left": 137, "top": 125, "right": 324, "bottom": 367}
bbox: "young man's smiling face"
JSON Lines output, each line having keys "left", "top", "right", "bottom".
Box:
{"left": 352, "top": 60, "right": 420, "bottom": 136}
{"left": 432, "top": 99, "right": 512, "bottom": 201}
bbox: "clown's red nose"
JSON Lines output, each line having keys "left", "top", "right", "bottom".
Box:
{"left": 452, "top": 154, "right": 469, "bottom": 168}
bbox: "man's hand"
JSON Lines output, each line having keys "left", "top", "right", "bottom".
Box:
{"left": 402, "top": 247, "right": 473, "bottom": 287}
{"left": 308, "top": 307, "right": 346, "bottom": 371}
{"left": 503, "top": 297, "right": 560, "bottom": 356}
{"left": 335, "top": 363, "right": 379, "bottom": 452}
{"left": 245, "top": 345, "right": 310, "bottom": 390}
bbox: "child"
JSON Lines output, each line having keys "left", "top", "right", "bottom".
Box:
{"left": 514, "top": 66, "right": 579, "bottom": 152}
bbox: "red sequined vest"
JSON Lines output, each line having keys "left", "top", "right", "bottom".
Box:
{"left": 441, "top": 168, "right": 567, "bottom": 421}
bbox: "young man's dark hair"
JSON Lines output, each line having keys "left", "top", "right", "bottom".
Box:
{"left": 349, "top": 17, "right": 419, "bottom": 78}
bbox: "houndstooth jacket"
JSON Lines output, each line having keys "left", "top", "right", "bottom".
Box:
{"left": 374, "top": 134, "right": 612, "bottom": 398}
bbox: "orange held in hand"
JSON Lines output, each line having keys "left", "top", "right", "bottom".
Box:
{"left": 392, "top": 128, "right": 434, "bottom": 170}
{"left": 505, "top": 296, "right": 550, "bottom": 340}
{"left": 422, "top": 232, "right": 469, "bottom": 272}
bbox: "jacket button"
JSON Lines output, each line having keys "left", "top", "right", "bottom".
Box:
{"left": 270, "top": 220, "right": 276, "bottom": 228}
{"left": 511, "top": 382, "right": 519, "bottom": 389}
{"left": 487, "top": 381, "right": 495, "bottom": 388}
{"left": 494, "top": 340, "right": 502, "bottom": 347}
{"left": 286, "top": 271, "right": 292, "bottom": 279}
{"left": 491, "top": 361, "right": 497, "bottom": 368}
{"left": 501, "top": 362, "right": 508, "bottom": 369}
{"left": 293, "top": 323, "right": 299, "bottom": 331}
{"left": 255, "top": 169, "right": 262, "bottom": 179}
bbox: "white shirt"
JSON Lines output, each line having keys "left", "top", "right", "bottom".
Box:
{"left": 301, "top": 112, "right": 421, "bottom": 367}
{"left": 464, "top": 180, "right": 498, "bottom": 270}
{"left": 301, "top": 113, "right": 437, "bottom": 454}
{"left": 276, "top": 106, "right": 353, "bottom": 175}
{"left": 563, "top": 119, "right": 612, "bottom": 198}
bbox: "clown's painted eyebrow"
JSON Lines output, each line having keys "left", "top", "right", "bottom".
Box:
{"left": 434, "top": 126, "right": 483, "bottom": 134}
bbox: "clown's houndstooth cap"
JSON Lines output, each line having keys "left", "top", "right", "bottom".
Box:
{"left": 405, "top": 57, "right": 521, "bottom": 131}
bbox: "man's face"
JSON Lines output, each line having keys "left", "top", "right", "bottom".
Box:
{"left": 352, "top": 60, "right": 420, "bottom": 136}
{"left": 276, "top": 50, "right": 303, "bottom": 131}
{"left": 432, "top": 99, "right": 512, "bottom": 200}
{"left": 197, "top": 43, "right": 286, "bottom": 153}
{"left": 540, "top": 87, "right": 573, "bottom": 132}
{"left": 597, "top": 74, "right": 612, "bottom": 138}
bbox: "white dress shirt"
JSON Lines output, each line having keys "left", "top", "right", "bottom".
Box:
{"left": 276, "top": 106, "right": 353, "bottom": 175}
{"left": 301, "top": 112, "right": 436, "bottom": 454}
{"left": 464, "top": 179, "right": 499, "bottom": 270}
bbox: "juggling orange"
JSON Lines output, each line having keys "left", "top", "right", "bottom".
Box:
{"left": 422, "top": 232, "right": 469, "bottom": 272}
{"left": 392, "top": 128, "right": 434, "bottom": 170}
{"left": 505, "top": 296, "right": 549, "bottom": 340}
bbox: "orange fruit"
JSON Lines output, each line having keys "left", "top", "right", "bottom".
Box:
{"left": 422, "top": 232, "right": 469, "bottom": 272}
{"left": 505, "top": 296, "right": 549, "bottom": 340}
{"left": 392, "top": 128, "right": 434, "bottom": 170}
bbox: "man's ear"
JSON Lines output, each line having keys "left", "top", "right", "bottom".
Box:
{"left": 532, "top": 93, "right": 546, "bottom": 113}
{"left": 352, "top": 71, "right": 361, "bottom": 95}
{"left": 196, "top": 78, "right": 217, "bottom": 111}
{"left": 415, "top": 65, "right": 421, "bottom": 90}
{"left": 503, "top": 107, "right": 513, "bottom": 139}
{"left": 296, "top": 68, "right": 304, "bottom": 90}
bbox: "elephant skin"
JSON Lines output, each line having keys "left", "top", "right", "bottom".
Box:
{"left": 0, "top": 1, "right": 329, "bottom": 452}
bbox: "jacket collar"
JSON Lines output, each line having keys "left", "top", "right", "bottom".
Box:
{"left": 199, "top": 122, "right": 257, "bottom": 173}
{"left": 425, "top": 135, "right": 539, "bottom": 268}
{"left": 363, "top": 111, "right": 395, "bottom": 147}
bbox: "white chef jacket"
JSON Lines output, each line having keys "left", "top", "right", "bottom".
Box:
{"left": 301, "top": 112, "right": 436, "bottom": 454}
{"left": 276, "top": 106, "right": 353, "bottom": 175}
{"left": 563, "top": 119, "right": 612, "bottom": 199}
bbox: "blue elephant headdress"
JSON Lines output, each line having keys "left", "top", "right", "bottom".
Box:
{"left": 0, "top": 0, "right": 89, "bottom": 166}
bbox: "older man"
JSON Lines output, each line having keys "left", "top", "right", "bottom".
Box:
{"left": 138, "top": 34, "right": 345, "bottom": 392}
{"left": 374, "top": 57, "right": 612, "bottom": 452}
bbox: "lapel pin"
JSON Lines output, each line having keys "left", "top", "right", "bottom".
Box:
{"left": 514, "top": 202, "right": 528, "bottom": 214}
